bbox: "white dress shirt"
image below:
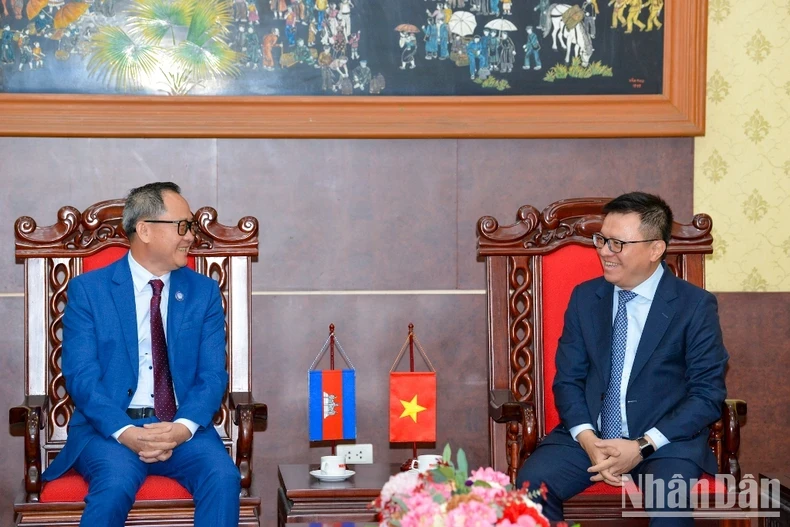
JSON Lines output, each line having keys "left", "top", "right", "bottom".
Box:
{"left": 112, "top": 252, "right": 198, "bottom": 441}
{"left": 569, "top": 263, "right": 670, "bottom": 450}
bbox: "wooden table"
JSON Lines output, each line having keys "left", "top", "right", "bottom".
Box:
{"left": 759, "top": 473, "right": 790, "bottom": 527}
{"left": 278, "top": 463, "right": 400, "bottom": 526}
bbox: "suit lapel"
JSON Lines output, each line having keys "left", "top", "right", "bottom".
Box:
{"left": 111, "top": 257, "right": 140, "bottom": 381}
{"left": 593, "top": 281, "right": 614, "bottom": 387}
{"left": 167, "top": 269, "right": 188, "bottom": 367}
{"left": 627, "top": 269, "right": 678, "bottom": 391}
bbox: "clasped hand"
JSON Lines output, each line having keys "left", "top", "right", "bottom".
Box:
{"left": 119, "top": 422, "right": 191, "bottom": 463}
{"left": 578, "top": 431, "right": 643, "bottom": 487}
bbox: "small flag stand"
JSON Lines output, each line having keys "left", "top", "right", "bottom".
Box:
{"left": 308, "top": 324, "right": 357, "bottom": 455}
{"left": 389, "top": 323, "right": 437, "bottom": 470}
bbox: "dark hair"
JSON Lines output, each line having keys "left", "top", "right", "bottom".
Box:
{"left": 122, "top": 182, "right": 181, "bottom": 236}
{"left": 603, "top": 191, "right": 674, "bottom": 248}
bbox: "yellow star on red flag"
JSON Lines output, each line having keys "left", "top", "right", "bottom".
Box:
{"left": 399, "top": 394, "right": 427, "bottom": 423}
{"left": 389, "top": 371, "right": 436, "bottom": 442}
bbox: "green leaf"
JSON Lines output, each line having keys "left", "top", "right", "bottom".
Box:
{"left": 86, "top": 26, "right": 159, "bottom": 91}
{"left": 127, "top": 0, "right": 190, "bottom": 45}
{"left": 472, "top": 480, "right": 493, "bottom": 488}
{"left": 457, "top": 448, "right": 468, "bottom": 477}
{"left": 437, "top": 465, "right": 455, "bottom": 479}
{"left": 392, "top": 496, "right": 409, "bottom": 511}
{"left": 432, "top": 470, "right": 448, "bottom": 483}
{"left": 455, "top": 473, "right": 468, "bottom": 493}
{"left": 442, "top": 443, "right": 452, "bottom": 463}
{"left": 167, "top": 38, "right": 241, "bottom": 81}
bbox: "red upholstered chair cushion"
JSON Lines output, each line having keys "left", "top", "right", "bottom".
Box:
{"left": 40, "top": 470, "right": 192, "bottom": 502}
{"left": 541, "top": 245, "right": 603, "bottom": 432}
{"left": 580, "top": 473, "right": 728, "bottom": 496}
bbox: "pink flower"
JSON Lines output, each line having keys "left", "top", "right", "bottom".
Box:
{"left": 380, "top": 471, "right": 421, "bottom": 505}
{"left": 373, "top": 447, "right": 549, "bottom": 527}
{"left": 445, "top": 500, "right": 499, "bottom": 527}
{"left": 470, "top": 467, "right": 511, "bottom": 487}
{"left": 400, "top": 493, "right": 442, "bottom": 527}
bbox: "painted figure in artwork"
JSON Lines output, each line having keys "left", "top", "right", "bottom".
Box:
{"left": 466, "top": 34, "right": 481, "bottom": 79}
{"left": 608, "top": 0, "right": 627, "bottom": 29}
{"left": 522, "top": 25, "right": 542, "bottom": 71}
{"left": 399, "top": 31, "right": 417, "bottom": 69}
{"left": 535, "top": 0, "right": 550, "bottom": 30}
{"left": 352, "top": 59, "right": 371, "bottom": 90}
{"left": 423, "top": 18, "right": 438, "bottom": 60}
{"left": 244, "top": 26, "right": 262, "bottom": 69}
{"left": 498, "top": 31, "right": 515, "bottom": 73}
{"left": 338, "top": 0, "right": 354, "bottom": 37}
{"left": 437, "top": 19, "right": 449, "bottom": 60}
{"left": 625, "top": 0, "right": 645, "bottom": 33}
{"left": 262, "top": 28, "right": 282, "bottom": 70}
{"left": 643, "top": 0, "right": 663, "bottom": 31}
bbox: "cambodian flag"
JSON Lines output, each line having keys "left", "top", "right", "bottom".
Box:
{"left": 308, "top": 369, "right": 356, "bottom": 441}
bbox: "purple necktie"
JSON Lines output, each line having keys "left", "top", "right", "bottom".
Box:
{"left": 149, "top": 279, "right": 176, "bottom": 422}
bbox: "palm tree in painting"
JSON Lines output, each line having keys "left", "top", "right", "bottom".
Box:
{"left": 87, "top": 0, "right": 241, "bottom": 95}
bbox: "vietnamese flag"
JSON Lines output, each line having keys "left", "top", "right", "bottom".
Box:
{"left": 389, "top": 372, "right": 436, "bottom": 442}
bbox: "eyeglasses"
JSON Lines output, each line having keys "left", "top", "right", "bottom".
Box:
{"left": 592, "top": 232, "right": 660, "bottom": 253}
{"left": 143, "top": 219, "right": 198, "bottom": 236}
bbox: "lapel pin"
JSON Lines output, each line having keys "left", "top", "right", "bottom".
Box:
{"left": 175, "top": 291, "right": 184, "bottom": 301}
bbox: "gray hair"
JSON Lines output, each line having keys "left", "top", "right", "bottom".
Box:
{"left": 122, "top": 182, "right": 181, "bottom": 236}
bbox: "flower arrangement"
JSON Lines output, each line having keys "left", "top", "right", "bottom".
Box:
{"left": 373, "top": 445, "right": 573, "bottom": 527}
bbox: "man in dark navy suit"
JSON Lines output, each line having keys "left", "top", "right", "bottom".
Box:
{"left": 42, "top": 182, "right": 240, "bottom": 526}
{"left": 517, "top": 192, "right": 728, "bottom": 526}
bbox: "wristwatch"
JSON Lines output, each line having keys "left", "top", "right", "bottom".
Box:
{"left": 637, "top": 436, "right": 655, "bottom": 459}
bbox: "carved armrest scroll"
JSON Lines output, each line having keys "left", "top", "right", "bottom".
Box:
{"left": 229, "top": 392, "right": 267, "bottom": 496}
{"left": 490, "top": 389, "right": 537, "bottom": 484}
{"left": 9, "top": 395, "right": 49, "bottom": 501}
{"left": 722, "top": 399, "right": 746, "bottom": 482}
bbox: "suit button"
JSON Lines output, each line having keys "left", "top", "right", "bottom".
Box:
{"left": 601, "top": 393, "right": 605, "bottom": 401}
{"left": 128, "top": 389, "right": 133, "bottom": 397}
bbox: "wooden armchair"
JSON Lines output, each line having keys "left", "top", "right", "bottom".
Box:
{"left": 9, "top": 200, "right": 268, "bottom": 526}
{"left": 477, "top": 198, "right": 748, "bottom": 524}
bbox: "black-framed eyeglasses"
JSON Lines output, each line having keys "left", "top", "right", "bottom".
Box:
{"left": 592, "top": 232, "right": 660, "bottom": 254}
{"left": 143, "top": 219, "right": 198, "bottom": 236}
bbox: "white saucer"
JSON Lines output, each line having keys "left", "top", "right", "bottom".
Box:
{"left": 310, "top": 469, "right": 355, "bottom": 482}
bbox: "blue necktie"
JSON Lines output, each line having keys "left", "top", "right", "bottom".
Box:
{"left": 601, "top": 290, "right": 637, "bottom": 440}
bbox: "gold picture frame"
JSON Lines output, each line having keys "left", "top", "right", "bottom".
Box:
{"left": 0, "top": 0, "right": 706, "bottom": 138}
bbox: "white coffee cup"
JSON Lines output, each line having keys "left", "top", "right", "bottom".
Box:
{"left": 409, "top": 454, "right": 443, "bottom": 473}
{"left": 320, "top": 455, "right": 346, "bottom": 476}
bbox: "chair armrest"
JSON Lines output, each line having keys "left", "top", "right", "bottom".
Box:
{"left": 228, "top": 392, "right": 267, "bottom": 496}
{"left": 489, "top": 389, "right": 527, "bottom": 423}
{"left": 490, "top": 389, "right": 537, "bottom": 484}
{"left": 722, "top": 399, "right": 746, "bottom": 481}
{"left": 229, "top": 391, "right": 268, "bottom": 431}
{"left": 709, "top": 398, "right": 746, "bottom": 486}
{"left": 9, "top": 395, "right": 49, "bottom": 501}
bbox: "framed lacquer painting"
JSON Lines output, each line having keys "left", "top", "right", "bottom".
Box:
{"left": 0, "top": 0, "right": 706, "bottom": 137}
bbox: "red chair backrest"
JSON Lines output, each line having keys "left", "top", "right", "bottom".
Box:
{"left": 541, "top": 245, "right": 602, "bottom": 432}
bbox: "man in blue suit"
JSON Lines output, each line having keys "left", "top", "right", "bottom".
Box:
{"left": 42, "top": 182, "right": 240, "bottom": 526}
{"left": 517, "top": 192, "right": 728, "bottom": 526}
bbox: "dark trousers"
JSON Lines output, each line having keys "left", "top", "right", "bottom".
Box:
{"left": 74, "top": 416, "right": 240, "bottom": 527}
{"left": 517, "top": 441, "right": 701, "bottom": 527}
